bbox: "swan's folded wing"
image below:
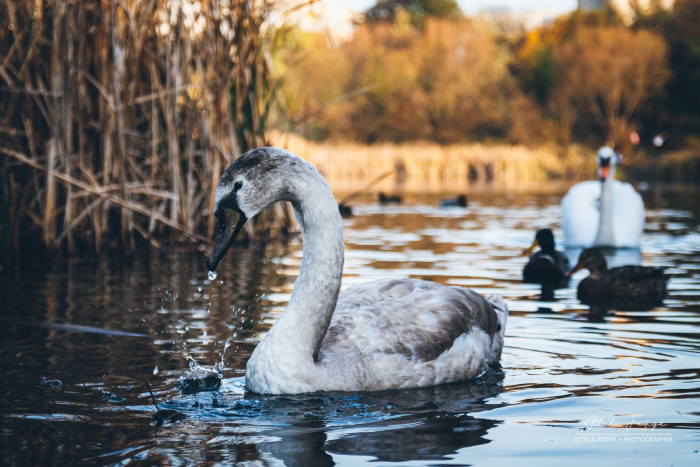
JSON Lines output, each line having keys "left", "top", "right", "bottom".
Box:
{"left": 319, "top": 279, "right": 499, "bottom": 363}
{"left": 561, "top": 181, "right": 601, "bottom": 247}
{"left": 612, "top": 182, "right": 645, "bottom": 247}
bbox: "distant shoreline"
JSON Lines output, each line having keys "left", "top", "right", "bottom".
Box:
{"left": 273, "top": 134, "right": 700, "bottom": 185}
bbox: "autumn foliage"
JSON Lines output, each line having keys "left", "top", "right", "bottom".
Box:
{"left": 282, "top": 6, "right": 684, "bottom": 151}
{"left": 283, "top": 16, "right": 513, "bottom": 145}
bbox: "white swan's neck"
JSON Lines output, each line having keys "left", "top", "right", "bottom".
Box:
{"left": 261, "top": 169, "right": 344, "bottom": 363}
{"left": 593, "top": 169, "right": 615, "bottom": 247}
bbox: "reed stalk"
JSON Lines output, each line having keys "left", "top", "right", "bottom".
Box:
{"left": 0, "top": 0, "right": 294, "bottom": 261}
{"left": 273, "top": 133, "right": 596, "bottom": 184}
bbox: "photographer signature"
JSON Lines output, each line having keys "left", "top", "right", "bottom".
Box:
{"left": 580, "top": 414, "right": 667, "bottom": 432}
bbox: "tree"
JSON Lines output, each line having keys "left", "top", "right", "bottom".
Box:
{"left": 282, "top": 18, "right": 509, "bottom": 144}
{"left": 552, "top": 27, "right": 669, "bottom": 150}
{"left": 633, "top": 0, "right": 700, "bottom": 145}
{"left": 416, "top": 20, "right": 508, "bottom": 143}
{"left": 365, "top": 0, "right": 461, "bottom": 25}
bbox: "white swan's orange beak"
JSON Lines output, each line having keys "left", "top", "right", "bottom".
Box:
{"left": 598, "top": 158, "right": 611, "bottom": 181}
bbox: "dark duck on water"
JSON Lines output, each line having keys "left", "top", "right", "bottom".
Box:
{"left": 439, "top": 195, "right": 468, "bottom": 208}
{"left": 522, "top": 229, "right": 570, "bottom": 295}
{"left": 568, "top": 248, "right": 670, "bottom": 311}
{"left": 378, "top": 193, "right": 402, "bottom": 204}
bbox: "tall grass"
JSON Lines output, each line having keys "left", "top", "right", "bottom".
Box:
{"left": 0, "top": 0, "right": 294, "bottom": 260}
{"left": 274, "top": 134, "right": 596, "bottom": 184}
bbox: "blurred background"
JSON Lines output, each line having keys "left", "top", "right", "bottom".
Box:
{"left": 1, "top": 0, "right": 699, "bottom": 262}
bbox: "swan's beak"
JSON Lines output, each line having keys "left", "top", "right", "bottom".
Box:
{"left": 566, "top": 262, "right": 583, "bottom": 278}
{"left": 598, "top": 158, "right": 611, "bottom": 181}
{"left": 523, "top": 239, "right": 538, "bottom": 255}
{"left": 207, "top": 207, "right": 247, "bottom": 272}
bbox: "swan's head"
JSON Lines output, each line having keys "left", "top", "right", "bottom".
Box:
{"left": 568, "top": 248, "right": 608, "bottom": 278}
{"left": 596, "top": 146, "right": 617, "bottom": 182}
{"left": 207, "top": 148, "right": 301, "bottom": 272}
{"left": 523, "top": 228, "right": 556, "bottom": 255}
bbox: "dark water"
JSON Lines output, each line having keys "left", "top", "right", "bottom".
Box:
{"left": 1, "top": 185, "right": 699, "bottom": 466}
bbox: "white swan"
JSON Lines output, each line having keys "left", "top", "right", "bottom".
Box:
{"left": 207, "top": 148, "right": 508, "bottom": 395}
{"left": 561, "top": 147, "right": 645, "bottom": 248}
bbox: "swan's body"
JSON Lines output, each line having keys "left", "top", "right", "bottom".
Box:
{"left": 248, "top": 279, "right": 506, "bottom": 394}
{"left": 561, "top": 181, "right": 644, "bottom": 247}
{"left": 561, "top": 147, "right": 644, "bottom": 248}
{"left": 207, "top": 148, "right": 508, "bottom": 395}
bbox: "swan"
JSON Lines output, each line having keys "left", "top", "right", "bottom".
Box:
{"left": 522, "top": 229, "right": 569, "bottom": 291}
{"left": 568, "top": 248, "right": 670, "bottom": 311}
{"left": 206, "top": 148, "right": 508, "bottom": 395}
{"left": 561, "top": 147, "right": 645, "bottom": 248}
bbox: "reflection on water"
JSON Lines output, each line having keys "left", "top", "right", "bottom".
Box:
{"left": 1, "top": 184, "right": 699, "bottom": 465}
{"left": 564, "top": 247, "right": 644, "bottom": 269}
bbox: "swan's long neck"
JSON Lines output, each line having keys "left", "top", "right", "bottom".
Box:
{"left": 263, "top": 169, "right": 344, "bottom": 363}
{"left": 593, "top": 169, "right": 615, "bottom": 247}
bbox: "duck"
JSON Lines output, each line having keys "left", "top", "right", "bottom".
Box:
{"left": 522, "top": 229, "right": 570, "bottom": 293}
{"left": 568, "top": 248, "right": 670, "bottom": 311}
{"left": 561, "top": 147, "right": 645, "bottom": 248}
{"left": 439, "top": 195, "right": 468, "bottom": 208}
{"left": 378, "top": 192, "right": 402, "bottom": 204}
{"left": 337, "top": 203, "right": 353, "bottom": 217}
{"left": 206, "top": 148, "right": 508, "bottom": 395}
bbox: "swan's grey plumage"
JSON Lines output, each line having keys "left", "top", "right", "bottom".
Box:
{"left": 208, "top": 148, "right": 508, "bottom": 394}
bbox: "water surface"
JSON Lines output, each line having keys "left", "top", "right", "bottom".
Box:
{"left": 1, "top": 185, "right": 699, "bottom": 465}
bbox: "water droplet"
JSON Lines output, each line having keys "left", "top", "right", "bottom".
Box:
{"left": 153, "top": 366, "right": 159, "bottom": 375}
{"left": 218, "top": 339, "right": 232, "bottom": 374}
{"left": 188, "top": 356, "right": 199, "bottom": 370}
{"left": 208, "top": 270, "right": 217, "bottom": 280}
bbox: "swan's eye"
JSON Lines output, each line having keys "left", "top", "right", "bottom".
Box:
{"left": 234, "top": 181, "right": 243, "bottom": 191}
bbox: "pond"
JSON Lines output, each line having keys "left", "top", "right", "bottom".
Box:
{"left": 1, "top": 184, "right": 699, "bottom": 466}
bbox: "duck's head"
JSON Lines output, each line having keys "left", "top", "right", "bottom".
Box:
{"left": 207, "top": 148, "right": 299, "bottom": 272}
{"left": 596, "top": 146, "right": 617, "bottom": 182}
{"left": 523, "top": 228, "right": 555, "bottom": 255}
{"left": 567, "top": 248, "right": 608, "bottom": 278}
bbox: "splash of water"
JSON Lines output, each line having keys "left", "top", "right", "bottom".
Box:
{"left": 188, "top": 356, "right": 199, "bottom": 371}
{"left": 218, "top": 339, "right": 232, "bottom": 374}
{"left": 208, "top": 270, "right": 217, "bottom": 280}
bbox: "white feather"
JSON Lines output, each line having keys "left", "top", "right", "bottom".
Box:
{"left": 561, "top": 148, "right": 645, "bottom": 248}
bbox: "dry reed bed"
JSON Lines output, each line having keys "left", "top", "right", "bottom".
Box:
{"left": 275, "top": 135, "right": 596, "bottom": 183}
{"left": 0, "top": 0, "right": 293, "bottom": 258}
